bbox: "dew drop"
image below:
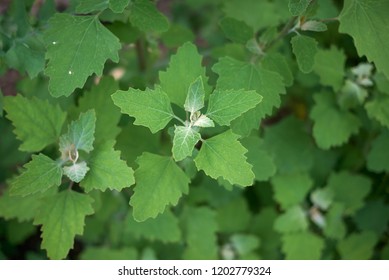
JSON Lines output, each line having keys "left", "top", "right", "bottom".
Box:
{"left": 52, "top": 41, "right": 57, "bottom": 45}
{"left": 68, "top": 70, "right": 73, "bottom": 75}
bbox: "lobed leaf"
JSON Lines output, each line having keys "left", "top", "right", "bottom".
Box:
{"left": 10, "top": 154, "right": 63, "bottom": 197}
{"left": 34, "top": 190, "right": 94, "bottom": 259}
{"left": 4, "top": 95, "right": 66, "bottom": 152}
{"left": 339, "top": 0, "right": 389, "bottom": 79}
{"left": 80, "top": 141, "right": 135, "bottom": 192}
{"left": 76, "top": 77, "right": 121, "bottom": 144}
{"left": 313, "top": 46, "right": 346, "bottom": 91}
{"left": 291, "top": 35, "right": 318, "bottom": 73}
{"left": 288, "top": 0, "right": 310, "bottom": 16}
{"left": 112, "top": 86, "right": 174, "bottom": 133}
{"left": 194, "top": 130, "right": 254, "bottom": 186}
{"left": 172, "top": 126, "right": 201, "bottom": 161}
{"left": 159, "top": 42, "right": 210, "bottom": 106}
{"left": 311, "top": 93, "right": 361, "bottom": 149}
{"left": 130, "top": 153, "right": 190, "bottom": 221}
{"left": 184, "top": 76, "right": 205, "bottom": 114}
{"left": 130, "top": 0, "right": 169, "bottom": 33}
{"left": 63, "top": 161, "right": 89, "bottom": 183}
{"left": 60, "top": 110, "right": 96, "bottom": 154}
{"left": 44, "top": 14, "right": 121, "bottom": 97}
{"left": 282, "top": 232, "right": 324, "bottom": 260}
{"left": 206, "top": 89, "right": 262, "bottom": 126}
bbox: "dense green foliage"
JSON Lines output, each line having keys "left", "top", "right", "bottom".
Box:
{"left": 0, "top": 0, "right": 389, "bottom": 260}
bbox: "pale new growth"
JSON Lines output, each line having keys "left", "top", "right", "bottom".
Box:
{"left": 193, "top": 114, "right": 214, "bottom": 128}
{"left": 63, "top": 161, "right": 89, "bottom": 183}
{"left": 351, "top": 63, "right": 374, "bottom": 87}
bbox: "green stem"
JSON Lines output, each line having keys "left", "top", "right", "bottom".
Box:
{"left": 320, "top": 17, "right": 339, "bottom": 23}
{"left": 263, "top": 16, "right": 298, "bottom": 52}
{"left": 172, "top": 115, "right": 186, "bottom": 125}
{"left": 135, "top": 38, "right": 147, "bottom": 72}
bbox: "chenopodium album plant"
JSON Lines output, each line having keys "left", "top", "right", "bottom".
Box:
{"left": 112, "top": 71, "right": 262, "bottom": 220}
{"left": 1, "top": 0, "right": 389, "bottom": 260}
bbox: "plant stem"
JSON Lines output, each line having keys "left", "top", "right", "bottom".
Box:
{"left": 320, "top": 17, "right": 339, "bottom": 23}
{"left": 135, "top": 38, "right": 147, "bottom": 72}
{"left": 263, "top": 16, "right": 298, "bottom": 52}
{"left": 172, "top": 115, "right": 186, "bottom": 125}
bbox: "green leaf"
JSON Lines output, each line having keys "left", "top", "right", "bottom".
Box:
{"left": 193, "top": 114, "right": 214, "bottom": 128}
{"left": 0, "top": 188, "right": 55, "bottom": 222}
{"left": 282, "top": 232, "right": 324, "bottom": 260}
{"left": 206, "top": 89, "right": 262, "bottom": 126}
{"left": 130, "top": 153, "right": 190, "bottom": 221}
{"left": 264, "top": 116, "right": 314, "bottom": 174}
{"left": 5, "top": 35, "right": 45, "bottom": 78}
{"left": 240, "top": 136, "right": 276, "bottom": 181}
{"left": 219, "top": 17, "right": 254, "bottom": 44}
{"left": 10, "top": 154, "right": 63, "bottom": 197}
{"left": 367, "top": 130, "right": 389, "bottom": 173}
{"left": 126, "top": 209, "right": 181, "bottom": 243}
{"left": 109, "top": 0, "right": 130, "bottom": 13}
{"left": 337, "top": 232, "right": 378, "bottom": 260}
{"left": 355, "top": 200, "right": 389, "bottom": 235}
{"left": 223, "top": 0, "right": 288, "bottom": 31}
{"left": 326, "top": 171, "right": 371, "bottom": 214}
{"left": 313, "top": 46, "right": 346, "bottom": 91}
{"left": 34, "top": 190, "right": 94, "bottom": 259}
{"left": 44, "top": 14, "right": 121, "bottom": 97}
{"left": 115, "top": 123, "right": 161, "bottom": 167}
{"left": 310, "top": 188, "right": 334, "bottom": 210}
{"left": 81, "top": 247, "right": 137, "bottom": 260}
{"left": 311, "top": 93, "right": 361, "bottom": 149}
{"left": 130, "top": 0, "right": 169, "bottom": 33}
{"left": 60, "top": 110, "right": 96, "bottom": 154}
{"left": 212, "top": 57, "right": 285, "bottom": 135}
{"left": 300, "top": 20, "right": 328, "bottom": 32}
{"left": 161, "top": 24, "right": 195, "bottom": 48}
{"left": 250, "top": 208, "right": 281, "bottom": 259}
{"left": 291, "top": 35, "right": 318, "bottom": 73}
{"left": 76, "top": 77, "right": 121, "bottom": 143}
{"left": 77, "top": 0, "right": 131, "bottom": 13}
{"left": 274, "top": 206, "right": 308, "bottom": 233}
{"left": 272, "top": 173, "right": 313, "bottom": 210}
{"left": 324, "top": 203, "right": 346, "bottom": 240}
{"left": 195, "top": 130, "right": 254, "bottom": 186}
{"left": 159, "top": 42, "right": 210, "bottom": 106}
{"left": 262, "top": 52, "right": 294, "bottom": 87}
{"left": 230, "top": 234, "right": 260, "bottom": 257}
{"left": 76, "top": 0, "right": 109, "bottom": 13}
{"left": 172, "top": 126, "right": 201, "bottom": 161}
{"left": 288, "top": 0, "right": 310, "bottom": 16}
{"left": 375, "top": 73, "right": 389, "bottom": 95}
{"left": 63, "top": 161, "right": 89, "bottom": 183}
{"left": 4, "top": 95, "right": 66, "bottom": 152}
{"left": 112, "top": 86, "right": 174, "bottom": 133}
{"left": 339, "top": 0, "right": 389, "bottom": 79}
{"left": 365, "top": 94, "right": 389, "bottom": 128}
{"left": 181, "top": 206, "right": 218, "bottom": 260}
{"left": 217, "top": 197, "right": 251, "bottom": 233}
{"left": 80, "top": 141, "right": 135, "bottom": 192}
{"left": 184, "top": 76, "right": 205, "bottom": 113}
